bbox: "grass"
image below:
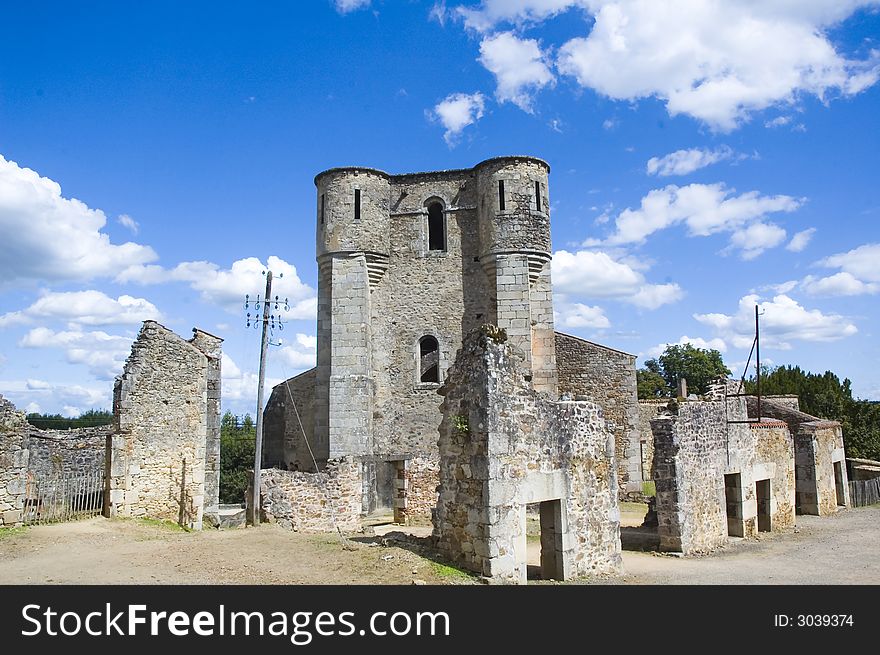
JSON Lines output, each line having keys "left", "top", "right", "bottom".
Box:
{"left": 130, "top": 517, "right": 191, "bottom": 532}
{"left": 429, "top": 560, "right": 474, "bottom": 580}
{"left": 0, "top": 526, "right": 28, "bottom": 540}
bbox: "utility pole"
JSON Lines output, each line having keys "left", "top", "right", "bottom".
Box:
{"left": 755, "top": 304, "right": 761, "bottom": 421}
{"left": 244, "top": 270, "right": 288, "bottom": 526}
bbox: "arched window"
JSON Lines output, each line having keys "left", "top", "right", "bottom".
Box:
{"left": 427, "top": 202, "right": 446, "bottom": 251}
{"left": 419, "top": 336, "right": 440, "bottom": 383}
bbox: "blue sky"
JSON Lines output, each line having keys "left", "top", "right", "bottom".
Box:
{"left": 1, "top": 0, "right": 878, "bottom": 417}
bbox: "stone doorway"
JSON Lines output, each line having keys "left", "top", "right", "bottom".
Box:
{"left": 756, "top": 479, "right": 771, "bottom": 532}
{"left": 526, "top": 500, "right": 565, "bottom": 582}
{"left": 724, "top": 473, "right": 744, "bottom": 537}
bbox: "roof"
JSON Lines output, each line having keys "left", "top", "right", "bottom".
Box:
{"left": 314, "top": 155, "right": 550, "bottom": 185}
{"left": 554, "top": 330, "right": 636, "bottom": 358}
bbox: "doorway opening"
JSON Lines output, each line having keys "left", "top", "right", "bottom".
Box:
{"left": 756, "top": 478, "right": 771, "bottom": 532}
{"left": 833, "top": 461, "right": 846, "bottom": 506}
{"left": 526, "top": 500, "right": 564, "bottom": 581}
{"left": 724, "top": 473, "right": 743, "bottom": 537}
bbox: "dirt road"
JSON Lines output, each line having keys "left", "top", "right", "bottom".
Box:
{"left": 0, "top": 506, "right": 877, "bottom": 585}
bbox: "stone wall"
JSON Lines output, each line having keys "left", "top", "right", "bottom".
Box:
{"left": 263, "top": 368, "right": 317, "bottom": 471}
{"left": 106, "top": 321, "right": 222, "bottom": 530}
{"left": 0, "top": 395, "right": 29, "bottom": 527}
{"left": 651, "top": 402, "right": 728, "bottom": 555}
{"left": 434, "top": 326, "right": 621, "bottom": 584}
{"left": 393, "top": 456, "right": 439, "bottom": 525}
{"left": 637, "top": 400, "right": 668, "bottom": 486}
{"left": 749, "top": 421, "right": 797, "bottom": 532}
{"left": 254, "top": 458, "right": 362, "bottom": 532}
{"left": 27, "top": 427, "right": 109, "bottom": 480}
{"left": 555, "top": 331, "right": 640, "bottom": 499}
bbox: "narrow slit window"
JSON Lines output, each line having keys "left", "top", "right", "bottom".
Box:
{"left": 320, "top": 193, "right": 325, "bottom": 224}
{"left": 419, "top": 336, "right": 440, "bottom": 383}
{"left": 498, "top": 180, "right": 505, "bottom": 211}
{"left": 535, "top": 181, "right": 541, "bottom": 212}
{"left": 427, "top": 202, "right": 445, "bottom": 251}
{"left": 354, "top": 189, "right": 361, "bottom": 220}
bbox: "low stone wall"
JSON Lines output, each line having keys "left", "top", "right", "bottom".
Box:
{"left": 556, "top": 332, "right": 639, "bottom": 500}
{"left": 393, "top": 456, "right": 439, "bottom": 525}
{"left": 435, "top": 326, "right": 621, "bottom": 584}
{"left": 0, "top": 396, "right": 29, "bottom": 527}
{"left": 255, "top": 458, "right": 363, "bottom": 532}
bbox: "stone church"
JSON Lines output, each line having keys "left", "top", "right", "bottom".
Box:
{"left": 262, "top": 156, "right": 643, "bottom": 521}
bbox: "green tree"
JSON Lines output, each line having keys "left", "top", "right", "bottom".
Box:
{"left": 637, "top": 368, "right": 669, "bottom": 399}
{"left": 639, "top": 343, "right": 731, "bottom": 398}
{"left": 219, "top": 411, "right": 256, "bottom": 504}
{"left": 26, "top": 409, "right": 113, "bottom": 430}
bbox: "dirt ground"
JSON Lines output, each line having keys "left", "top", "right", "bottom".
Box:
{"left": 0, "top": 505, "right": 878, "bottom": 585}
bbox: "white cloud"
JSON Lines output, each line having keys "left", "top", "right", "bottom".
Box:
{"left": 765, "top": 115, "right": 792, "bottom": 128}
{"left": 458, "top": 1, "right": 880, "bottom": 130}
{"left": 24, "top": 402, "right": 42, "bottom": 414}
{"left": 602, "top": 118, "right": 617, "bottom": 130}
{"left": 554, "top": 300, "right": 611, "bottom": 329}
{"left": 429, "top": 1, "right": 448, "bottom": 25}
{"left": 0, "top": 155, "right": 157, "bottom": 287}
{"left": 786, "top": 227, "right": 816, "bottom": 252}
{"left": 0, "top": 290, "right": 161, "bottom": 328}
{"left": 818, "top": 242, "right": 880, "bottom": 283}
{"left": 428, "top": 92, "right": 487, "bottom": 145}
{"left": 728, "top": 222, "right": 788, "bottom": 260}
{"left": 553, "top": 249, "right": 683, "bottom": 309}
{"left": 277, "top": 333, "right": 318, "bottom": 371}
{"left": 646, "top": 146, "right": 735, "bottom": 176}
{"left": 604, "top": 183, "right": 802, "bottom": 259}
{"left": 645, "top": 335, "right": 728, "bottom": 358}
{"left": 478, "top": 32, "right": 555, "bottom": 111}
{"left": 220, "top": 352, "right": 281, "bottom": 410}
{"left": 117, "top": 256, "right": 316, "bottom": 318}
{"left": 333, "top": 0, "right": 370, "bottom": 14}
{"left": 694, "top": 294, "right": 858, "bottom": 350}
{"left": 117, "top": 213, "right": 139, "bottom": 234}
{"left": 0, "top": 379, "right": 110, "bottom": 415}
{"left": 18, "top": 327, "right": 133, "bottom": 380}
{"left": 802, "top": 272, "right": 880, "bottom": 296}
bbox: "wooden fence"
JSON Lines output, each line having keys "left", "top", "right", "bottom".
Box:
{"left": 22, "top": 468, "right": 105, "bottom": 525}
{"left": 848, "top": 478, "right": 880, "bottom": 507}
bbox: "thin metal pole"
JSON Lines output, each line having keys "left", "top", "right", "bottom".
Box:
{"left": 251, "top": 270, "right": 273, "bottom": 526}
{"left": 755, "top": 304, "right": 761, "bottom": 421}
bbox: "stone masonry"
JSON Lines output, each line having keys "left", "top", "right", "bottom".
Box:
{"left": 434, "top": 326, "right": 622, "bottom": 584}
{"left": 264, "top": 156, "right": 639, "bottom": 526}
{"left": 0, "top": 395, "right": 29, "bottom": 527}
{"left": 106, "top": 321, "right": 222, "bottom": 530}
{"left": 555, "top": 332, "right": 640, "bottom": 499}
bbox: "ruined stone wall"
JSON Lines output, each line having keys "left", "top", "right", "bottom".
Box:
{"left": 0, "top": 395, "right": 29, "bottom": 527}
{"left": 255, "top": 458, "right": 362, "bottom": 532}
{"left": 191, "top": 329, "right": 222, "bottom": 526}
{"left": 556, "top": 332, "right": 640, "bottom": 498}
{"left": 637, "top": 400, "right": 667, "bottom": 484}
{"left": 798, "top": 422, "right": 847, "bottom": 515}
{"left": 434, "top": 327, "right": 621, "bottom": 584}
{"left": 651, "top": 402, "right": 728, "bottom": 555}
{"left": 263, "top": 368, "right": 317, "bottom": 471}
{"left": 750, "top": 422, "right": 797, "bottom": 531}
{"left": 393, "top": 455, "right": 439, "bottom": 525}
{"left": 107, "top": 321, "right": 221, "bottom": 530}
{"left": 27, "top": 427, "right": 109, "bottom": 480}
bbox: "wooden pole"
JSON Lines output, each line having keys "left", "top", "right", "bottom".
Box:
{"left": 251, "top": 270, "right": 273, "bottom": 526}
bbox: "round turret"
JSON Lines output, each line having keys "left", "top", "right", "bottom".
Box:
{"left": 474, "top": 156, "right": 551, "bottom": 255}
{"left": 314, "top": 167, "right": 391, "bottom": 257}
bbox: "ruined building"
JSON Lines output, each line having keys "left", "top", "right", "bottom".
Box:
{"left": 261, "top": 156, "right": 642, "bottom": 523}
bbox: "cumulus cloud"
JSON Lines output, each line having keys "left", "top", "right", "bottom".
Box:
{"left": 728, "top": 222, "right": 788, "bottom": 260}
{"left": 553, "top": 249, "right": 683, "bottom": 309}
{"left": 602, "top": 183, "right": 802, "bottom": 258}
{"left": 802, "top": 272, "right": 880, "bottom": 296}
{"left": 786, "top": 227, "right": 816, "bottom": 252}
{"left": 278, "top": 333, "right": 318, "bottom": 371}
{"left": 0, "top": 379, "right": 110, "bottom": 415}
{"left": 646, "top": 146, "right": 735, "bottom": 176}
{"left": 478, "top": 32, "right": 555, "bottom": 111}
{"left": 333, "top": 0, "right": 370, "bottom": 14}
{"left": 554, "top": 300, "right": 611, "bottom": 330}
{"left": 645, "top": 335, "right": 728, "bottom": 358}
{"left": 458, "top": 1, "right": 880, "bottom": 130}
{"left": 220, "top": 352, "right": 282, "bottom": 411}
{"left": 428, "top": 92, "right": 487, "bottom": 145}
{"left": 0, "top": 290, "right": 161, "bottom": 328}
{"left": 0, "top": 155, "right": 157, "bottom": 287}
{"left": 117, "top": 255, "right": 316, "bottom": 318}
{"left": 694, "top": 294, "right": 858, "bottom": 350}
{"left": 818, "top": 242, "right": 880, "bottom": 283}
{"left": 18, "top": 327, "right": 134, "bottom": 380}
